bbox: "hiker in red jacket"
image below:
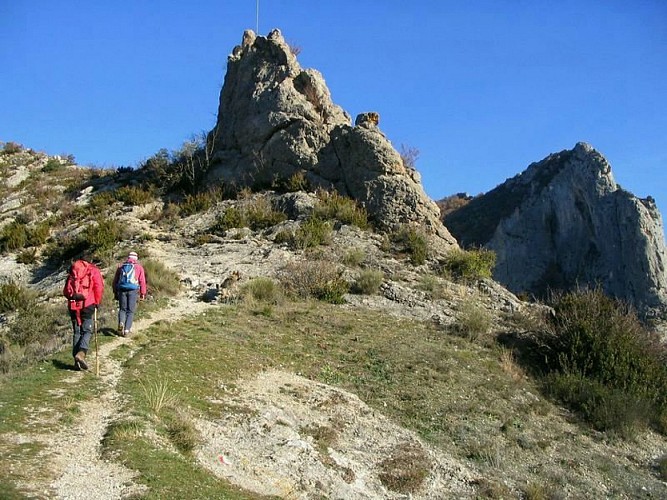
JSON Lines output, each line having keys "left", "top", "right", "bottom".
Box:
{"left": 63, "top": 257, "right": 104, "bottom": 370}
{"left": 112, "top": 251, "right": 147, "bottom": 337}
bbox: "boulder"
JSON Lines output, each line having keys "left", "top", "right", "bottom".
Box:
{"left": 444, "top": 142, "right": 667, "bottom": 319}
{"left": 207, "top": 29, "right": 457, "bottom": 251}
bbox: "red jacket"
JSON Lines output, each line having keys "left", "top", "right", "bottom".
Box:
{"left": 112, "top": 259, "right": 147, "bottom": 296}
{"left": 63, "top": 260, "right": 104, "bottom": 309}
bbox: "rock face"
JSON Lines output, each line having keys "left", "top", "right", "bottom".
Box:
{"left": 444, "top": 142, "right": 667, "bottom": 320}
{"left": 208, "top": 29, "right": 456, "bottom": 248}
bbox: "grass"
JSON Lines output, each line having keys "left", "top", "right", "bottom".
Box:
{"left": 2, "top": 299, "right": 666, "bottom": 497}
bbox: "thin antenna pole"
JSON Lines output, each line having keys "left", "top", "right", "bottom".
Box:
{"left": 256, "top": 0, "right": 259, "bottom": 34}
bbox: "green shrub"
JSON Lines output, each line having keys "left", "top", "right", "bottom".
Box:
{"left": 342, "top": 247, "right": 366, "bottom": 267}
{"left": 273, "top": 170, "right": 310, "bottom": 192}
{"left": 277, "top": 260, "right": 349, "bottom": 303}
{"left": 441, "top": 248, "right": 496, "bottom": 282}
{"left": 42, "top": 158, "right": 64, "bottom": 172}
{"left": 539, "top": 288, "right": 667, "bottom": 435}
{"left": 6, "top": 303, "right": 67, "bottom": 348}
{"left": 114, "top": 185, "right": 155, "bottom": 206}
{"left": 352, "top": 269, "right": 384, "bottom": 295}
{"left": 292, "top": 217, "right": 332, "bottom": 249}
{"left": 179, "top": 190, "right": 218, "bottom": 216}
{"left": 165, "top": 410, "right": 200, "bottom": 454}
{"left": 16, "top": 248, "right": 38, "bottom": 265}
{"left": 142, "top": 258, "right": 181, "bottom": 298}
{"left": 211, "top": 197, "right": 286, "bottom": 233}
{"left": 244, "top": 196, "right": 287, "bottom": 230}
{"left": 241, "top": 277, "right": 282, "bottom": 304}
{"left": 454, "top": 301, "right": 493, "bottom": 342}
{"left": 658, "top": 455, "right": 667, "bottom": 481}
{"left": 88, "top": 191, "right": 118, "bottom": 212}
{"left": 391, "top": 225, "right": 429, "bottom": 265}
{"left": 313, "top": 190, "right": 369, "bottom": 229}
{"left": 1, "top": 142, "right": 22, "bottom": 155}
{"left": 48, "top": 218, "right": 129, "bottom": 264}
{"left": 0, "top": 282, "right": 34, "bottom": 313}
{"left": 544, "top": 373, "right": 651, "bottom": 437}
{"left": 0, "top": 222, "right": 27, "bottom": 252}
{"left": 213, "top": 206, "right": 244, "bottom": 232}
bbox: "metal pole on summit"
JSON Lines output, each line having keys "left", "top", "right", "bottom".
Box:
{"left": 256, "top": 0, "right": 260, "bottom": 33}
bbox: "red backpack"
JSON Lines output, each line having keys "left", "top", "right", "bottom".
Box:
{"left": 64, "top": 260, "right": 94, "bottom": 311}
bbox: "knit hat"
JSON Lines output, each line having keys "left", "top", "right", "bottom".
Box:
{"left": 128, "top": 251, "right": 138, "bottom": 261}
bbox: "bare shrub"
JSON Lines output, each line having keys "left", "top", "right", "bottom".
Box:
{"left": 378, "top": 441, "right": 432, "bottom": 494}
{"left": 399, "top": 144, "right": 420, "bottom": 170}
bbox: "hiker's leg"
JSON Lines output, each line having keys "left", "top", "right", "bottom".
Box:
{"left": 77, "top": 308, "right": 95, "bottom": 353}
{"left": 124, "top": 290, "right": 139, "bottom": 331}
{"left": 118, "top": 292, "right": 128, "bottom": 326}
{"left": 70, "top": 312, "right": 81, "bottom": 357}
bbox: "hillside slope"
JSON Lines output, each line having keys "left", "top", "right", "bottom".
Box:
{"left": 1, "top": 145, "right": 666, "bottom": 499}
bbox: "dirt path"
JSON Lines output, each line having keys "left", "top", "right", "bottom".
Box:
{"left": 43, "top": 296, "right": 210, "bottom": 499}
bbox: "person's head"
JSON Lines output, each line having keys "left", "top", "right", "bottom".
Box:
{"left": 128, "top": 251, "right": 138, "bottom": 262}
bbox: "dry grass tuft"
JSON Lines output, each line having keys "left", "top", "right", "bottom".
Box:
{"left": 378, "top": 441, "right": 432, "bottom": 494}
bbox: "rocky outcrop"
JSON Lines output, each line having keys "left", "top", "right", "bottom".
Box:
{"left": 207, "top": 29, "right": 456, "bottom": 249}
{"left": 444, "top": 142, "right": 667, "bottom": 319}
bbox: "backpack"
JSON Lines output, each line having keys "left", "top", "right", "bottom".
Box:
{"left": 64, "top": 260, "right": 93, "bottom": 310}
{"left": 117, "top": 262, "right": 140, "bottom": 291}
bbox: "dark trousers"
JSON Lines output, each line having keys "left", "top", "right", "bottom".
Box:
{"left": 118, "top": 289, "right": 139, "bottom": 332}
{"left": 70, "top": 306, "right": 95, "bottom": 356}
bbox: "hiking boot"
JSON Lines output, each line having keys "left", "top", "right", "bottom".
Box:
{"left": 73, "top": 357, "right": 81, "bottom": 371}
{"left": 74, "top": 351, "right": 88, "bottom": 371}
{"left": 118, "top": 323, "right": 124, "bottom": 336}
{"left": 123, "top": 330, "right": 131, "bottom": 337}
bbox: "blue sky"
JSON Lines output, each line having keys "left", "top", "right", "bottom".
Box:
{"left": 1, "top": 1, "right": 666, "bottom": 218}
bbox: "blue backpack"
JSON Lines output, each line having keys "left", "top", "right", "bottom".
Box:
{"left": 117, "top": 262, "right": 140, "bottom": 291}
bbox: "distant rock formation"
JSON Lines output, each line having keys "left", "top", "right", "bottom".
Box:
{"left": 207, "top": 29, "right": 456, "bottom": 248}
{"left": 444, "top": 142, "right": 667, "bottom": 320}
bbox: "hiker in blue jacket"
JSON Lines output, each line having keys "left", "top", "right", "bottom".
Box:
{"left": 112, "top": 251, "right": 147, "bottom": 337}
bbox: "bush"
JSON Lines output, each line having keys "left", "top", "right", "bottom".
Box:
{"left": 313, "top": 190, "right": 369, "bottom": 229}
{"left": 0, "top": 282, "right": 34, "bottom": 313}
{"left": 538, "top": 288, "right": 667, "bottom": 435}
{"left": 659, "top": 455, "right": 667, "bottom": 481}
{"left": 211, "top": 197, "right": 286, "bottom": 233}
{"left": 293, "top": 217, "right": 332, "bottom": 249}
{"left": 48, "top": 218, "right": 129, "bottom": 264}
{"left": 391, "top": 225, "right": 429, "bottom": 265}
{"left": 16, "top": 248, "right": 38, "bottom": 265}
{"left": 113, "top": 185, "right": 155, "bottom": 206}
{"left": 352, "top": 269, "right": 384, "bottom": 295}
{"left": 441, "top": 248, "right": 496, "bottom": 282}
{"left": 272, "top": 170, "right": 310, "bottom": 193}
{"left": 277, "top": 260, "right": 349, "bottom": 304}
{"left": 241, "top": 277, "right": 282, "bottom": 304}
{"left": 454, "top": 301, "right": 493, "bottom": 342}
{"left": 0, "top": 221, "right": 27, "bottom": 252}
{"left": 544, "top": 373, "right": 650, "bottom": 437}
{"left": 6, "top": 303, "right": 67, "bottom": 348}
{"left": 342, "top": 247, "right": 365, "bottom": 267}
{"left": 1, "top": 142, "right": 22, "bottom": 155}
{"left": 142, "top": 258, "right": 181, "bottom": 298}
{"left": 179, "top": 191, "right": 218, "bottom": 216}
{"left": 42, "top": 158, "right": 64, "bottom": 173}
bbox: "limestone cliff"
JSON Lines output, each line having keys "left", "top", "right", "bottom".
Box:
{"left": 444, "top": 142, "right": 667, "bottom": 319}
{"left": 207, "top": 29, "right": 457, "bottom": 248}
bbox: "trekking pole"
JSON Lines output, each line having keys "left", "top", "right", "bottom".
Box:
{"left": 94, "top": 307, "right": 100, "bottom": 376}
